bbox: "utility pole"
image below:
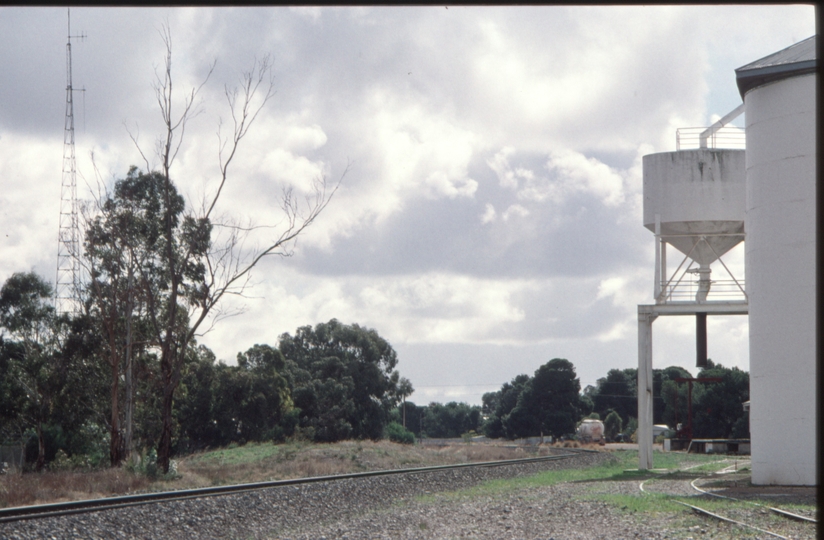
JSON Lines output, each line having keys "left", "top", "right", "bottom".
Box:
{"left": 55, "top": 8, "right": 86, "bottom": 314}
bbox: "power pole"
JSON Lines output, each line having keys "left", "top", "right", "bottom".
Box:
{"left": 55, "top": 8, "right": 86, "bottom": 315}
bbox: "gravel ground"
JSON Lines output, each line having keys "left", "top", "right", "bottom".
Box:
{"left": 1, "top": 451, "right": 817, "bottom": 539}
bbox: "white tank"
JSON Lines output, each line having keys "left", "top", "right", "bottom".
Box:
{"left": 643, "top": 149, "right": 746, "bottom": 266}
{"left": 576, "top": 419, "right": 604, "bottom": 443}
{"left": 744, "top": 72, "right": 816, "bottom": 486}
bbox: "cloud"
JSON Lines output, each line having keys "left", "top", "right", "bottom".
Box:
{"left": 501, "top": 204, "right": 529, "bottom": 221}
{"left": 480, "top": 203, "right": 496, "bottom": 224}
{"left": 0, "top": 5, "right": 810, "bottom": 405}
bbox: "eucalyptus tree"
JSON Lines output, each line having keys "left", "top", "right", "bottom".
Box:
{"left": 481, "top": 374, "right": 530, "bottom": 439}
{"left": 692, "top": 363, "right": 749, "bottom": 439}
{"left": 84, "top": 166, "right": 167, "bottom": 466}
{"left": 592, "top": 369, "right": 636, "bottom": 426}
{"left": 505, "top": 359, "right": 584, "bottom": 439}
{"left": 105, "top": 26, "right": 341, "bottom": 473}
{"left": 279, "top": 319, "right": 401, "bottom": 442}
{"left": 0, "top": 273, "right": 62, "bottom": 470}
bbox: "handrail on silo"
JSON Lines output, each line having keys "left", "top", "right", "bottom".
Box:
{"left": 699, "top": 104, "right": 745, "bottom": 148}
{"left": 676, "top": 127, "right": 746, "bottom": 150}
{"left": 675, "top": 104, "right": 746, "bottom": 151}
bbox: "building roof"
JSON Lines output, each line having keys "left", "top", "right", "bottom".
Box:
{"left": 735, "top": 35, "right": 817, "bottom": 98}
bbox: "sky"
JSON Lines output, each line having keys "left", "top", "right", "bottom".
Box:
{"left": 0, "top": 6, "right": 816, "bottom": 406}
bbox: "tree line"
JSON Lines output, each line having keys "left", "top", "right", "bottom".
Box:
{"left": 0, "top": 271, "right": 750, "bottom": 474}
{"left": 0, "top": 281, "right": 410, "bottom": 472}
{"left": 388, "top": 358, "right": 749, "bottom": 444}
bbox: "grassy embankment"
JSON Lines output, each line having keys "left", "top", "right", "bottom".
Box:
{"left": 0, "top": 439, "right": 559, "bottom": 508}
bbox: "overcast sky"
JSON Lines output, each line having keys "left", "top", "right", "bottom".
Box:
{"left": 0, "top": 6, "right": 815, "bottom": 406}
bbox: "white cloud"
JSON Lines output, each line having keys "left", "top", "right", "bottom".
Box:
{"left": 501, "top": 204, "right": 529, "bottom": 221}
{"left": 368, "top": 89, "right": 478, "bottom": 202}
{"left": 480, "top": 203, "right": 496, "bottom": 224}
{"left": 0, "top": 5, "right": 811, "bottom": 405}
{"left": 544, "top": 149, "right": 626, "bottom": 207}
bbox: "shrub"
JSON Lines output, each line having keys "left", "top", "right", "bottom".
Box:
{"left": 126, "top": 449, "right": 180, "bottom": 480}
{"left": 385, "top": 422, "right": 415, "bottom": 444}
{"left": 604, "top": 410, "right": 622, "bottom": 441}
{"left": 461, "top": 430, "right": 478, "bottom": 444}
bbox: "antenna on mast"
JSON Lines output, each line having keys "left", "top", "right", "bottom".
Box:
{"left": 55, "top": 7, "right": 86, "bottom": 315}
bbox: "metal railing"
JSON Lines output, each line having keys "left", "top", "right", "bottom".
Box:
{"left": 676, "top": 127, "right": 746, "bottom": 151}
{"left": 658, "top": 278, "right": 746, "bottom": 303}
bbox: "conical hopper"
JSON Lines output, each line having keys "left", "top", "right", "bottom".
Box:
{"left": 658, "top": 220, "right": 745, "bottom": 265}
{"left": 643, "top": 149, "right": 746, "bottom": 265}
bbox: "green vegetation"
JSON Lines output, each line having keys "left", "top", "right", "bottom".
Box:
{"left": 187, "top": 441, "right": 292, "bottom": 466}
{"left": 481, "top": 360, "right": 588, "bottom": 440}
{"left": 385, "top": 422, "right": 415, "bottom": 444}
{"left": 416, "top": 451, "right": 731, "bottom": 504}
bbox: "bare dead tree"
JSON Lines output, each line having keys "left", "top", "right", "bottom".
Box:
{"left": 124, "top": 24, "right": 342, "bottom": 473}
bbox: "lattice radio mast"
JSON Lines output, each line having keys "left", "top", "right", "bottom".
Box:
{"left": 55, "top": 8, "right": 86, "bottom": 315}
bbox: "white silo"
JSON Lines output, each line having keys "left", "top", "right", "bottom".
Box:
{"left": 643, "top": 148, "right": 747, "bottom": 304}
{"left": 637, "top": 144, "right": 748, "bottom": 470}
{"left": 736, "top": 36, "right": 817, "bottom": 486}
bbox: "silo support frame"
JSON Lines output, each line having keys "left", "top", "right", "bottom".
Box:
{"left": 638, "top": 309, "right": 657, "bottom": 470}
{"left": 636, "top": 302, "right": 748, "bottom": 470}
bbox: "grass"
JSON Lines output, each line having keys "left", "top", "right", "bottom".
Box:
{"left": 0, "top": 468, "right": 151, "bottom": 509}
{"left": 421, "top": 450, "right": 728, "bottom": 501}
{"left": 414, "top": 450, "right": 757, "bottom": 514}
{"left": 186, "top": 441, "right": 290, "bottom": 466}
{"left": 0, "top": 439, "right": 564, "bottom": 508}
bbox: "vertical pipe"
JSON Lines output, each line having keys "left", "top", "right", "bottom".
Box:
{"left": 638, "top": 308, "right": 655, "bottom": 470}
{"left": 687, "top": 380, "right": 694, "bottom": 440}
{"left": 696, "top": 312, "right": 707, "bottom": 367}
{"left": 654, "top": 215, "right": 661, "bottom": 300}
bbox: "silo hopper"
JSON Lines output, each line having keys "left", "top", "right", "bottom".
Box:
{"left": 643, "top": 148, "right": 746, "bottom": 304}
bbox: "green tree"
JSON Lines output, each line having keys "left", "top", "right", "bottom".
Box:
{"left": 174, "top": 345, "right": 221, "bottom": 451}
{"left": 84, "top": 165, "right": 165, "bottom": 466}
{"left": 505, "top": 359, "right": 583, "bottom": 439}
{"left": 398, "top": 401, "right": 425, "bottom": 437}
{"left": 420, "top": 402, "right": 482, "bottom": 438}
{"left": 655, "top": 366, "right": 691, "bottom": 425}
{"left": 279, "top": 320, "right": 401, "bottom": 442}
{"left": 396, "top": 377, "right": 414, "bottom": 429}
{"left": 482, "top": 374, "right": 530, "bottom": 439}
{"left": 603, "top": 410, "right": 622, "bottom": 441}
{"left": 385, "top": 421, "right": 415, "bottom": 444}
{"left": 592, "top": 369, "right": 635, "bottom": 426}
{"left": 103, "top": 28, "right": 339, "bottom": 473}
{"left": 0, "top": 273, "right": 63, "bottom": 470}
{"left": 692, "top": 363, "right": 749, "bottom": 439}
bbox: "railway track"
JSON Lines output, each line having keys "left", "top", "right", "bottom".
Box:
{"left": 0, "top": 451, "right": 578, "bottom": 524}
{"left": 640, "top": 459, "right": 817, "bottom": 539}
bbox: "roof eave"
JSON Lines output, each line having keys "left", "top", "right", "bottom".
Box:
{"left": 735, "top": 60, "right": 818, "bottom": 99}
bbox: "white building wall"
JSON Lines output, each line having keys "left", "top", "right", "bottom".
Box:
{"left": 745, "top": 73, "right": 816, "bottom": 485}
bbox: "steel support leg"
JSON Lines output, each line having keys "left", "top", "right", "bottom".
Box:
{"left": 638, "top": 307, "right": 656, "bottom": 470}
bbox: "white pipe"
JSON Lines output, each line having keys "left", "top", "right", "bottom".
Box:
{"left": 699, "top": 104, "right": 744, "bottom": 148}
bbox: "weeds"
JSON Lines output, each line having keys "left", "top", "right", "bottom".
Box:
{"left": 0, "top": 467, "right": 151, "bottom": 508}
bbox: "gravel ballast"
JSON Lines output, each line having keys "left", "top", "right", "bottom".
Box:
{"left": 1, "top": 450, "right": 817, "bottom": 539}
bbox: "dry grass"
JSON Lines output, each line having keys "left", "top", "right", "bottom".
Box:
{"left": 0, "top": 468, "right": 151, "bottom": 508}
{"left": 0, "top": 440, "right": 590, "bottom": 509}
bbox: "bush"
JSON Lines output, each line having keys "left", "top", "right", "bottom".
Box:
{"left": 623, "top": 417, "right": 638, "bottom": 441}
{"left": 385, "top": 422, "right": 415, "bottom": 444}
{"left": 126, "top": 449, "right": 180, "bottom": 480}
{"left": 604, "top": 410, "right": 622, "bottom": 441}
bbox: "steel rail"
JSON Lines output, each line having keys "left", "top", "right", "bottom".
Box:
{"left": 638, "top": 458, "right": 813, "bottom": 538}
{"left": 673, "top": 500, "right": 789, "bottom": 539}
{"left": 0, "top": 451, "right": 578, "bottom": 524}
{"left": 689, "top": 476, "right": 817, "bottom": 524}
